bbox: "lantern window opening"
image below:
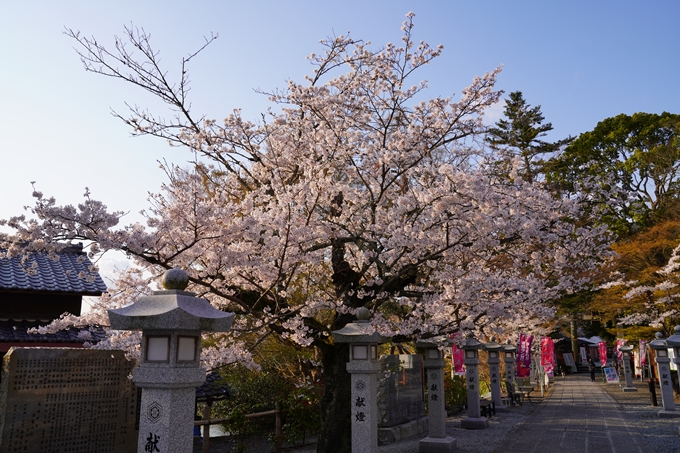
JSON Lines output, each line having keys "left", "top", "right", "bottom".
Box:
{"left": 146, "top": 335, "right": 170, "bottom": 362}
{"left": 427, "top": 348, "right": 441, "bottom": 359}
{"left": 352, "top": 345, "right": 369, "bottom": 360}
{"left": 177, "top": 335, "right": 199, "bottom": 362}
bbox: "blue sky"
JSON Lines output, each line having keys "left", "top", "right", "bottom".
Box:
{"left": 1, "top": 1, "right": 679, "bottom": 264}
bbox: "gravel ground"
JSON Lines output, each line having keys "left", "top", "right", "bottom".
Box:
{"left": 600, "top": 379, "right": 680, "bottom": 453}
{"left": 194, "top": 377, "right": 680, "bottom": 453}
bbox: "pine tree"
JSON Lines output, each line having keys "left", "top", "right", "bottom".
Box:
{"left": 486, "top": 91, "right": 572, "bottom": 183}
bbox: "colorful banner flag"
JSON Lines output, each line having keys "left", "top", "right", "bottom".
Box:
{"left": 598, "top": 341, "right": 607, "bottom": 366}
{"left": 541, "top": 337, "right": 555, "bottom": 374}
{"left": 616, "top": 339, "right": 627, "bottom": 365}
{"left": 517, "top": 333, "right": 534, "bottom": 378}
{"left": 451, "top": 342, "right": 465, "bottom": 376}
{"left": 639, "top": 339, "right": 647, "bottom": 367}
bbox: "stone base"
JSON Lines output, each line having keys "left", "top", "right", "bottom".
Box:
{"left": 378, "top": 417, "right": 428, "bottom": 445}
{"left": 495, "top": 404, "right": 507, "bottom": 412}
{"left": 460, "top": 417, "right": 489, "bottom": 430}
{"left": 622, "top": 387, "right": 638, "bottom": 392}
{"left": 658, "top": 410, "right": 680, "bottom": 418}
{"left": 419, "top": 436, "right": 457, "bottom": 453}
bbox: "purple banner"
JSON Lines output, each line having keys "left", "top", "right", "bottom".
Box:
{"left": 639, "top": 340, "right": 647, "bottom": 367}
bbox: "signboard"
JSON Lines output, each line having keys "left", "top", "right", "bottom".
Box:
{"left": 604, "top": 367, "right": 619, "bottom": 383}
{"left": 563, "top": 352, "right": 575, "bottom": 367}
{"left": 0, "top": 347, "right": 138, "bottom": 453}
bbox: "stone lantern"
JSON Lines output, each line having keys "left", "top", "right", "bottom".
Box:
{"left": 619, "top": 344, "right": 637, "bottom": 392}
{"left": 485, "top": 337, "right": 504, "bottom": 412}
{"left": 108, "top": 269, "right": 234, "bottom": 453}
{"left": 460, "top": 333, "right": 488, "bottom": 430}
{"left": 667, "top": 325, "right": 680, "bottom": 371}
{"left": 331, "top": 308, "right": 389, "bottom": 453}
{"left": 503, "top": 341, "right": 517, "bottom": 387}
{"left": 416, "top": 337, "right": 456, "bottom": 453}
{"left": 649, "top": 332, "right": 680, "bottom": 418}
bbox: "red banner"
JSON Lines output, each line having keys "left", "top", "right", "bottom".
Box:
{"left": 450, "top": 333, "right": 465, "bottom": 375}
{"left": 517, "top": 333, "right": 534, "bottom": 378}
{"left": 451, "top": 343, "right": 465, "bottom": 376}
{"left": 540, "top": 337, "right": 555, "bottom": 374}
{"left": 598, "top": 341, "right": 607, "bottom": 366}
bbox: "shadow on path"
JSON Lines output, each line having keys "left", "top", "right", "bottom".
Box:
{"left": 503, "top": 374, "right": 654, "bottom": 453}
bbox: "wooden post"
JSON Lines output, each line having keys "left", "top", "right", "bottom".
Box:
{"left": 202, "top": 400, "right": 212, "bottom": 453}
{"left": 275, "top": 401, "right": 283, "bottom": 449}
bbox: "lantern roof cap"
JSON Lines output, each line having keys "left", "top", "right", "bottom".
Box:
{"left": 416, "top": 335, "right": 452, "bottom": 349}
{"left": 332, "top": 309, "right": 389, "bottom": 344}
{"left": 619, "top": 344, "right": 634, "bottom": 353}
{"left": 485, "top": 337, "right": 503, "bottom": 351}
{"left": 649, "top": 332, "right": 668, "bottom": 350}
{"left": 107, "top": 269, "right": 234, "bottom": 332}
{"left": 666, "top": 326, "right": 680, "bottom": 347}
{"left": 461, "top": 332, "right": 483, "bottom": 350}
{"left": 503, "top": 340, "right": 517, "bottom": 353}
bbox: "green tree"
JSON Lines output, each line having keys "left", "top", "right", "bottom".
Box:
{"left": 486, "top": 91, "right": 573, "bottom": 183}
{"left": 547, "top": 112, "right": 680, "bottom": 236}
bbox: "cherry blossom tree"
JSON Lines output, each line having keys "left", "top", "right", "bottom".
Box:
{"left": 0, "top": 14, "right": 612, "bottom": 453}
{"left": 619, "top": 242, "right": 680, "bottom": 336}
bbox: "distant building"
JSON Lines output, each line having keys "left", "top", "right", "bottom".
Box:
{"left": 0, "top": 243, "right": 107, "bottom": 358}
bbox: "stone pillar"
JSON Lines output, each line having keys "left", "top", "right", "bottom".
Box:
{"left": 331, "top": 308, "right": 389, "bottom": 453}
{"left": 503, "top": 342, "right": 517, "bottom": 388}
{"left": 665, "top": 326, "right": 680, "bottom": 426}
{"left": 134, "top": 360, "right": 205, "bottom": 453}
{"left": 461, "top": 333, "right": 488, "bottom": 430}
{"left": 485, "top": 338, "right": 504, "bottom": 412}
{"left": 649, "top": 332, "right": 680, "bottom": 418}
{"left": 107, "top": 268, "right": 235, "bottom": 453}
{"left": 417, "top": 339, "right": 456, "bottom": 453}
{"left": 619, "top": 344, "right": 637, "bottom": 392}
{"left": 347, "top": 359, "right": 381, "bottom": 453}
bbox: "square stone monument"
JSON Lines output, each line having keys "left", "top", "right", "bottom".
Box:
{"left": 0, "top": 347, "right": 138, "bottom": 453}
{"left": 378, "top": 354, "right": 425, "bottom": 427}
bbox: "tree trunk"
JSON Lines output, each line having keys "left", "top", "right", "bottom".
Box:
{"left": 316, "top": 341, "right": 352, "bottom": 453}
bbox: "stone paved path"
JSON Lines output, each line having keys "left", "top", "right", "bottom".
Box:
{"left": 503, "top": 373, "right": 654, "bottom": 453}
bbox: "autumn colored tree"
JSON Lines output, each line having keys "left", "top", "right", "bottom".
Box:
{"left": 590, "top": 216, "right": 680, "bottom": 339}
{"left": 0, "top": 15, "right": 612, "bottom": 453}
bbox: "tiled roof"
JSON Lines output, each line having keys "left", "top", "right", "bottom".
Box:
{"left": 0, "top": 318, "right": 107, "bottom": 343}
{"left": 0, "top": 244, "right": 107, "bottom": 295}
{"left": 196, "top": 369, "right": 232, "bottom": 402}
